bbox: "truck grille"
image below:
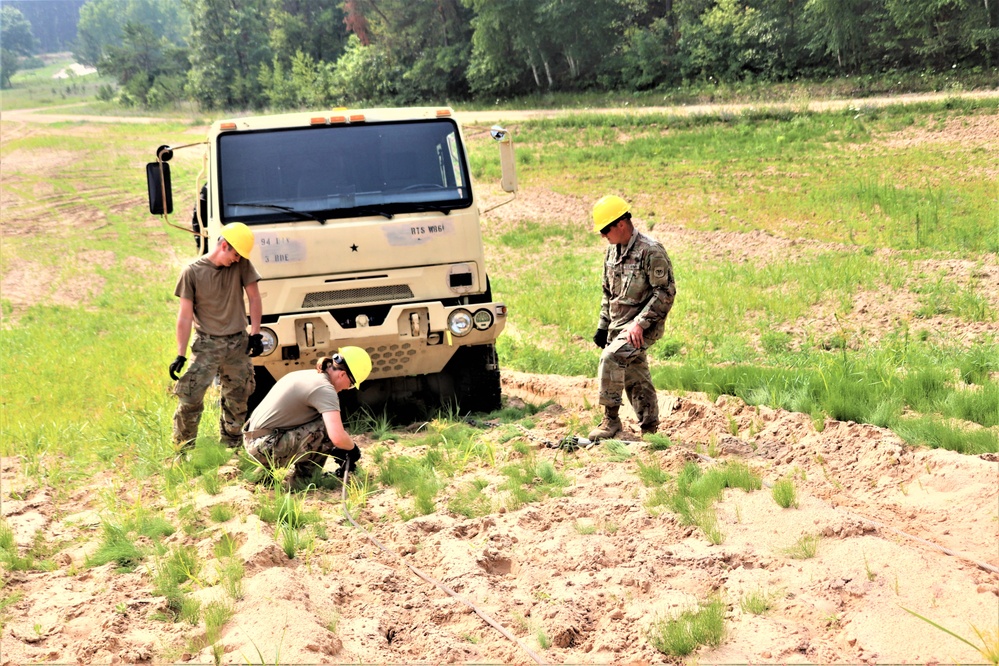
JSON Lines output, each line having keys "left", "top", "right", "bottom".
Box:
{"left": 302, "top": 285, "right": 414, "bottom": 308}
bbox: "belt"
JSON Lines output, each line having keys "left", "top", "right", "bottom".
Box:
{"left": 196, "top": 331, "right": 246, "bottom": 340}
{"left": 242, "top": 427, "right": 275, "bottom": 440}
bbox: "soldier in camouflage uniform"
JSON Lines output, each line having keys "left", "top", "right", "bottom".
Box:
{"left": 588, "top": 195, "right": 676, "bottom": 441}
{"left": 243, "top": 348, "right": 371, "bottom": 489}
{"left": 169, "top": 223, "right": 264, "bottom": 451}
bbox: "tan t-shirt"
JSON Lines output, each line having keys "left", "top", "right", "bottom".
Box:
{"left": 174, "top": 256, "right": 261, "bottom": 336}
{"left": 247, "top": 370, "right": 340, "bottom": 432}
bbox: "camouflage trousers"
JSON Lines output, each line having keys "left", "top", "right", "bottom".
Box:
{"left": 243, "top": 417, "right": 357, "bottom": 483}
{"left": 596, "top": 330, "right": 659, "bottom": 431}
{"left": 172, "top": 331, "right": 254, "bottom": 448}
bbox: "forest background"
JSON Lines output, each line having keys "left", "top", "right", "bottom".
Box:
{"left": 2, "top": 0, "right": 999, "bottom": 111}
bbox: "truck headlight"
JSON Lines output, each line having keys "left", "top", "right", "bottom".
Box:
{"left": 472, "top": 309, "right": 494, "bottom": 331}
{"left": 447, "top": 309, "right": 473, "bottom": 337}
{"left": 259, "top": 328, "right": 278, "bottom": 356}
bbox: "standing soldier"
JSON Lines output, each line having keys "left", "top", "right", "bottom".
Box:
{"left": 170, "top": 222, "right": 264, "bottom": 451}
{"left": 588, "top": 195, "right": 676, "bottom": 441}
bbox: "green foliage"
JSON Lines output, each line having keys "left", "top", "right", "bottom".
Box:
{"left": 75, "top": 0, "right": 189, "bottom": 67}
{"left": 739, "top": 588, "right": 776, "bottom": 616}
{"left": 0, "top": 580, "right": 24, "bottom": 632}
{"left": 186, "top": 0, "right": 272, "bottom": 109}
{"left": 0, "top": 7, "right": 37, "bottom": 88}
{"left": 643, "top": 433, "right": 674, "bottom": 451}
{"left": 203, "top": 599, "right": 235, "bottom": 644}
{"left": 893, "top": 416, "right": 999, "bottom": 455}
{"left": 783, "top": 534, "right": 821, "bottom": 559}
{"left": 86, "top": 505, "right": 175, "bottom": 572}
{"left": 901, "top": 607, "right": 999, "bottom": 665}
{"left": 214, "top": 532, "right": 239, "bottom": 559}
{"left": 500, "top": 458, "right": 570, "bottom": 510}
{"left": 256, "top": 491, "right": 321, "bottom": 530}
{"left": 636, "top": 457, "right": 671, "bottom": 487}
{"left": 447, "top": 478, "right": 493, "bottom": 518}
{"left": 0, "top": 519, "right": 44, "bottom": 571}
{"left": 99, "top": 22, "right": 191, "bottom": 109}
{"left": 20, "top": 0, "right": 994, "bottom": 109}
{"left": 647, "top": 597, "right": 726, "bottom": 657}
{"left": 219, "top": 559, "right": 245, "bottom": 601}
{"left": 209, "top": 504, "right": 235, "bottom": 523}
{"left": 646, "top": 461, "right": 761, "bottom": 543}
{"left": 771, "top": 478, "right": 799, "bottom": 509}
{"left": 377, "top": 453, "right": 443, "bottom": 518}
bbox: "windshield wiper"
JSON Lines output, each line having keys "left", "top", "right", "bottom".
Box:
{"left": 409, "top": 204, "right": 453, "bottom": 215}
{"left": 350, "top": 206, "right": 394, "bottom": 220}
{"left": 230, "top": 202, "right": 327, "bottom": 224}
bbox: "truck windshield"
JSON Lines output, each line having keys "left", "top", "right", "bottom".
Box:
{"left": 217, "top": 119, "right": 471, "bottom": 224}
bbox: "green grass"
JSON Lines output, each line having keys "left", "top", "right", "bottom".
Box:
{"left": 481, "top": 99, "right": 999, "bottom": 457}
{"left": 646, "top": 461, "right": 761, "bottom": 543}
{"left": 783, "top": 534, "right": 821, "bottom": 559}
{"left": 2, "top": 97, "right": 994, "bottom": 509}
{"left": 1, "top": 56, "right": 110, "bottom": 111}
{"left": 1, "top": 98, "right": 996, "bottom": 643}
{"left": 739, "top": 588, "right": 776, "bottom": 616}
{"left": 771, "top": 478, "right": 799, "bottom": 509}
{"left": 647, "top": 597, "right": 726, "bottom": 657}
{"left": 902, "top": 607, "right": 999, "bottom": 665}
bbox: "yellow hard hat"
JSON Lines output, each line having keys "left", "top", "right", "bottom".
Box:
{"left": 592, "top": 195, "right": 630, "bottom": 233}
{"left": 336, "top": 346, "right": 372, "bottom": 387}
{"left": 221, "top": 222, "right": 254, "bottom": 258}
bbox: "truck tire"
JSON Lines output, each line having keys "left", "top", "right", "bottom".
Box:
{"left": 447, "top": 344, "right": 502, "bottom": 415}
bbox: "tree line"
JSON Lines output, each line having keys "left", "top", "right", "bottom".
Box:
{"left": 3, "top": 0, "right": 998, "bottom": 107}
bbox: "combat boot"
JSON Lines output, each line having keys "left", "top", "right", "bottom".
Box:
{"left": 588, "top": 406, "right": 622, "bottom": 441}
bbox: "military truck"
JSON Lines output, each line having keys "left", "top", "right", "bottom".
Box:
{"left": 147, "top": 106, "right": 516, "bottom": 417}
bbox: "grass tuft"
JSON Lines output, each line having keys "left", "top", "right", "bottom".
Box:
{"left": 647, "top": 597, "right": 726, "bottom": 656}
{"left": 771, "top": 478, "right": 799, "bottom": 508}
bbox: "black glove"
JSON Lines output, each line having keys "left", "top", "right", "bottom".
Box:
{"left": 593, "top": 328, "right": 608, "bottom": 349}
{"left": 247, "top": 333, "right": 264, "bottom": 357}
{"left": 169, "top": 355, "right": 187, "bottom": 380}
{"left": 333, "top": 445, "right": 362, "bottom": 475}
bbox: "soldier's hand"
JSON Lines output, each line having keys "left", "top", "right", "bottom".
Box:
{"left": 346, "top": 444, "right": 362, "bottom": 468}
{"left": 169, "top": 355, "right": 187, "bottom": 380}
{"left": 626, "top": 322, "right": 645, "bottom": 349}
{"left": 593, "top": 328, "right": 608, "bottom": 349}
{"left": 247, "top": 334, "right": 264, "bottom": 357}
{"left": 334, "top": 445, "right": 362, "bottom": 478}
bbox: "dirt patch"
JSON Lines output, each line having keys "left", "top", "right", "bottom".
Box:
{"left": 3, "top": 376, "right": 997, "bottom": 664}
{"left": 880, "top": 113, "right": 999, "bottom": 150}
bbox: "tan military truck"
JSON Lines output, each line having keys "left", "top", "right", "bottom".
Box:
{"left": 147, "top": 106, "right": 516, "bottom": 417}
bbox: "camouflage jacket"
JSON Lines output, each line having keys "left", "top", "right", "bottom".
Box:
{"left": 599, "top": 231, "right": 676, "bottom": 342}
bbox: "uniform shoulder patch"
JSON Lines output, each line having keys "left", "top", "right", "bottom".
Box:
{"left": 653, "top": 266, "right": 666, "bottom": 278}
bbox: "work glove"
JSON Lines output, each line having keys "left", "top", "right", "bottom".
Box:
{"left": 247, "top": 333, "right": 264, "bottom": 357}
{"left": 169, "top": 355, "right": 187, "bottom": 380}
{"left": 592, "top": 328, "right": 608, "bottom": 349}
{"left": 332, "top": 445, "right": 362, "bottom": 478}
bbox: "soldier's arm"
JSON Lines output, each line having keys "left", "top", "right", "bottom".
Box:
{"left": 176, "top": 298, "right": 194, "bottom": 356}
{"left": 322, "top": 410, "right": 354, "bottom": 451}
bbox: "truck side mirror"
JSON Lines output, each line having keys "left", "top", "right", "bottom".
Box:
{"left": 491, "top": 125, "right": 517, "bottom": 194}
{"left": 146, "top": 162, "right": 173, "bottom": 215}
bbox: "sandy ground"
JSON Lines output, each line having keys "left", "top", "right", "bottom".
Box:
{"left": 1, "top": 100, "right": 998, "bottom": 665}
{"left": 2, "top": 376, "right": 997, "bottom": 664}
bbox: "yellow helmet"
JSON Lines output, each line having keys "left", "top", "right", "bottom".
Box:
{"left": 221, "top": 222, "right": 254, "bottom": 258}
{"left": 336, "top": 346, "right": 372, "bottom": 387}
{"left": 592, "top": 195, "right": 630, "bottom": 233}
